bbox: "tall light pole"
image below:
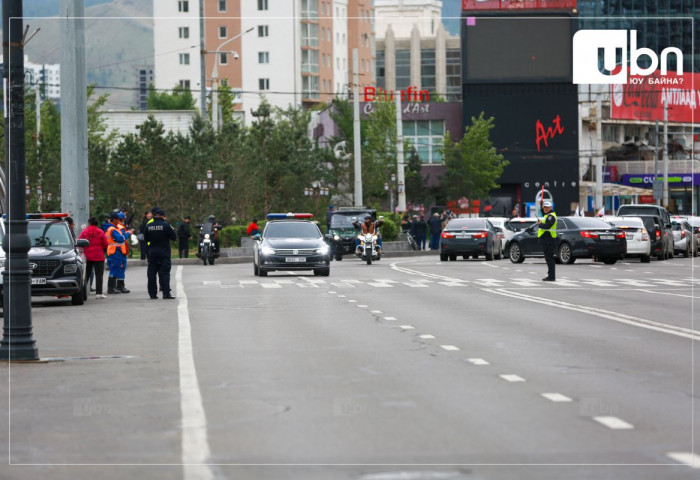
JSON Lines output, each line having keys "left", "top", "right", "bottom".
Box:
{"left": 352, "top": 49, "right": 363, "bottom": 207}
{"left": 396, "top": 95, "right": 407, "bottom": 212}
{"left": 384, "top": 173, "right": 396, "bottom": 213}
{"left": 196, "top": 170, "right": 226, "bottom": 212}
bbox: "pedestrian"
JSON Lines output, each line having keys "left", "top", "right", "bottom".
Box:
{"left": 138, "top": 210, "right": 152, "bottom": 260}
{"left": 115, "top": 211, "right": 134, "bottom": 290}
{"left": 246, "top": 218, "right": 260, "bottom": 237}
{"left": 428, "top": 212, "right": 442, "bottom": 250}
{"left": 79, "top": 217, "right": 109, "bottom": 299}
{"left": 177, "top": 216, "right": 192, "bottom": 258}
{"left": 400, "top": 212, "right": 410, "bottom": 233}
{"left": 144, "top": 207, "right": 177, "bottom": 299}
{"left": 415, "top": 215, "right": 427, "bottom": 250}
{"left": 538, "top": 200, "right": 557, "bottom": 282}
{"left": 326, "top": 205, "right": 335, "bottom": 232}
{"left": 105, "top": 211, "right": 133, "bottom": 294}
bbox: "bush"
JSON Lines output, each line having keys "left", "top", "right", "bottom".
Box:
{"left": 380, "top": 217, "right": 398, "bottom": 241}
{"left": 219, "top": 225, "right": 246, "bottom": 247}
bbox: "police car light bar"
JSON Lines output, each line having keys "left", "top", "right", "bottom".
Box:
{"left": 2, "top": 213, "right": 69, "bottom": 219}
{"left": 266, "top": 213, "right": 314, "bottom": 220}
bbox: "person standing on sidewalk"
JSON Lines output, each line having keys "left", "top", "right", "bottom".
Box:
{"left": 79, "top": 217, "right": 109, "bottom": 298}
{"left": 144, "top": 207, "right": 177, "bottom": 299}
{"left": 138, "top": 210, "right": 152, "bottom": 260}
{"left": 177, "top": 216, "right": 192, "bottom": 258}
{"left": 428, "top": 212, "right": 442, "bottom": 250}
{"left": 106, "top": 212, "right": 133, "bottom": 294}
{"left": 538, "top": 201, "right": 557, "bottom": 282}
{"left": 415, "top": 215, "right": 428, "bottom": 250}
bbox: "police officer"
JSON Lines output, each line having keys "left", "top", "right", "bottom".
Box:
{"left": 538, "top": 200, "right": 557, "bottom": 281}
{"left": 144, "top": 207, "right": 177, "bottom": 299}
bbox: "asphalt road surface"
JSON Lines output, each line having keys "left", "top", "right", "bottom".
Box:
{"left": 2, "top": 254, "right": 698, "bottom": 479}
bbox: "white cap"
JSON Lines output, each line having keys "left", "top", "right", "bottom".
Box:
{"left": 543, "top": 201, "right": 553, "bottom": 208}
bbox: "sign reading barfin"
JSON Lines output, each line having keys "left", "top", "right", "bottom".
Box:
{"left": 363, "top": 86, "right": 430, "bottom": 103}
{"left": 573, "top": 30, "right": 683, "bottom": 85}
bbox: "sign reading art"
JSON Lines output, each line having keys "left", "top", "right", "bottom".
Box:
{"left": 611, "top": 70, "right": 700, "bottom": 124}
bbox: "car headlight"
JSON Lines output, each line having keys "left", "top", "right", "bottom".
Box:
{"left": 261, "top": 246, "right": 275, "bottom": 256}
{"left": 63, "top": 263, "right": 78, "bottom": 274}
{"left": 204, "top": 233, "right": 210, "bottom": 240}
{"left": 317, "top": 244, "right": 330, "bottom": 255}
{"left": 333, "top": 235, "right": 340, "bottom": 241}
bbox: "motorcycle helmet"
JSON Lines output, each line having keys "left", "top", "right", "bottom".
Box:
{"left": 208, "top": 215, "right": 215, "bottom": 222}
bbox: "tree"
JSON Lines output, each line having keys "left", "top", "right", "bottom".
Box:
{"left": 146, "top": 83, "right": 195, "bottom": 110}
{"left": 441, "top": 112, "right": 508, "bottom": 202}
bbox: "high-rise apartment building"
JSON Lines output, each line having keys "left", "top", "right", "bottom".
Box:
{"left": 153, "top": 0, "right": 374, "bottom": 124}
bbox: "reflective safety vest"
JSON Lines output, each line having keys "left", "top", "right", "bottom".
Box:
{"left": 537, "top": 212, "right": 558, "bottom": 238}
{"left": 106, "top": 225, "right": 128, "bottom": 255}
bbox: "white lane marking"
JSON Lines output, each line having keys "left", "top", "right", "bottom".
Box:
{"left": 580, "top": 279, "right": 617, "bottom": 287}
{"left": 468, "top": 358, "right": 490, "bottom": 366}
{"left": 383, "top": 316, "right": 397, "bottom": 321}
{"left": 371, "top": 310, "right": 383, "bottom": 314}
{"left": 328, "top": 291, "right": 336, "bottom": 294}
{"left": 616, "top": 279, "right": 654, "bottom": 287}
{"left": 419, "top": 334, "right": 436, "bottom": 339}
{"left": 347, "top": 299, "right": 357, "bottom": 303}
{"left": 400, "top": 325, "right": 415, "bottom": 330}
{"left": 500, "top": 374, "right": 526, "bottom": 382}
{"left": 301, "top": 278, "right": 327, "bottom": 284}
{"left": 202, "top": 281, "right": 221, "bottom": 286}
{"left": 667, "top": 452, "right": 700, "bottom": 468}
{"left": 404, "top": 282, "right": 430, "bottom": 288}
{"left": 541, "top": 393, "right": 573, "bottom": 402}
{"left": 438, "top": 282, "right": 468, "bottom": 287}
{"left": 440, "top": 345, "right": 460, "bottom": 351}
{"left": 374, "top": 279, "right": 399, "bottom": 283}
{"left": 593, "top": 416, "right": 634, "bottom": 430}
{"left": 589, "top": 264, "right": 603, "bottom": 268}
{"left": 654, "top": 279, "right": 689, "bottom": 286}
{"left": 356, "top": 304, "right": 368, "bottom": 308}
{"left": 260, "top": 283, "right": 282, "bottom": 289}
{"left": 473, "top": 279, "right": 505, "bottom": 287}
{"left": 331, "top": 282, "right": 355, "bottom": 288}
{"left": 337, "top": 295, "right": 346, "bottom": 298}
{"left": 638, "top": 289, "right": 700, "bottom": 299}
{"left": 486, "top": 288, "right": 700, "bottom": 341}
{"left": 339, "top": 279, "right": 362, "bottom": 283}
{"left": 369, "top": 282, "right": 394, "bottom": 288}
{"left": 483, "top": 263, "right": 499, "bottom": 268}
{"left": 272, "top": 279, "right": 294, "bottom": 283}
{"left": 176, "top": 267, "right": 215, "bottom": 480}
{"left": 240, "top": 280, "right": 259, "bottom": 285}
{"left": 390, "top": 263, "right": 463, "bottom": 282}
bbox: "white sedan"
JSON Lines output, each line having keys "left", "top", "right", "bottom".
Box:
{"left": 602, "top": 216, "right": 651, "bottom": 262}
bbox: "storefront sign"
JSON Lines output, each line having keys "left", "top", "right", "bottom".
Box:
{"left": 621, "top": 173, "right": 699, "bottom": 187}
{"left": 363, "top": 86, "right": 430, "bottom": 103}
{"left": 611, "top": 70, "right": 700, "bottom": 124}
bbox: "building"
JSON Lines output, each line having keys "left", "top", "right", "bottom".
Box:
{"left": 153, "top": 0, "right": 374, "bottom": 124}
{"left": 134, "top": 66, "right": 154, "bottom": 111}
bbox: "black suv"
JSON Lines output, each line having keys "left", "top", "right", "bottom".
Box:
{"left": 325, "top": 208, "right": 376, "bottom": 260}
{"left": 0, "top": 214, "right": 89, "bottom": 305}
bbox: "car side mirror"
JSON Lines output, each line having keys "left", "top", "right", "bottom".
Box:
{"left": 76, "top": 239, "right": 89, "bottom": 248}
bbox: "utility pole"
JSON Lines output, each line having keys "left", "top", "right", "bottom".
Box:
{"left": 60, "top": 0, "right": 89, "bottom": 232}
{"left": 595, "top": 96, "right": 603, "bottom": 213}
{"left": 352, "top": 49, "right": 362, "bottom": 207}
{"left": 199, "top": 0, "right": 207, "bottom": 118}
{"left": 0, "top": 0, "right": 39, "bottom": 360}
{"left": 395, "top": 94, "right": 406, "bottom": 212}
{"left": 662, "top": 100, "right": 669, "bottom": 208}
{"left": 654, "top": 120, "right": 660, "bottom": 206}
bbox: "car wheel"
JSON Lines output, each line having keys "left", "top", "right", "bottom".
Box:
{"left": 558, "top": 243, "right": 575, "bottom": 264}
{"left": 472, "top": 254, "right": 478, "bottom": 259}
{"left": 657, "top": 253, "right": 665, "bottom": 261}
{"left": 495, "top": 248, "right": 502, "bottom": 260}
{"left": 314, "top": 268, "right": 330, "bottom": 276}
{"left": 258, "top": 269, "right": 268, "bottom": 277}
{"left": 253, "top": 263, "right": 259, "bottom": 276}
{"left": 462, "top": 255, "right": 469, "bottom": 260}
{"left": 485, "top": 251, "right": 494, "bottom": 261}
{"left": 684, "top": 245, "right": 690, "bottom": 258}
{"left": 335, "top": 253, "right": 343, "bottom": 261}
{"left": 208, "top": 256, "right": 215, "bottom": 265}
{"left": 509, "top": 243, "right": 525, "bottom": 263}
{"left": 440, "top": 253, "right": 448, "bottom": 261}
{"left": 602, "top": 258, "right": 617, "bottom": 265}
{"left": 71, "top": 285, "right": 86, "bottom": 305}
{"left": 640, "top": 255, "right": 651, "bottom": 263}
{"left": 449, "top": 254, "right": 457, "bottom": 262}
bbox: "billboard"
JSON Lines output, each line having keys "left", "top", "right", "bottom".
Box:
{"left": 462, "top": 0, "right": 577, "bottom": 10}
{"left": 611, "top": 70, "right": 700, "bottom": 124}
{"left": 462, "top": 83, "right": 579, "bottom": 211}
{"left": 461, "top": 16, "right": 576, "bottom": 83}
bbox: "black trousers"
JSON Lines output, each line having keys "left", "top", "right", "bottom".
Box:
{"left": 178, "top": 240, "right": 189, "bottom": 259}
{"left": 541, "top": 240, "right": 556, "bottom": 279}
{"left": 140, "top": 241, "right": 148, "bottom": 260}
{"left": 147, "top": 253, "right": 172, "bottom": 298}
{"left": 84, "top": 260, "right": 105, "bottom": 295}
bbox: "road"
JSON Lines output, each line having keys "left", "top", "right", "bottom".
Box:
{"left": 1, "top": 254, "right": 698, "bottom": 479}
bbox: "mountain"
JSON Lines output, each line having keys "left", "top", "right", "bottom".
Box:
{"left": 3, "top": 0, "right": 153, "bottom": 110}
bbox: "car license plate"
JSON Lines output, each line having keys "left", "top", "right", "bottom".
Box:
{"left": 457, "top": 234, "right": 471, "bottom": 239}
{"left": 31, "top": 278, "right": 47, "bottom": 285}
{"left": 285, "top": 257, "right": 306, "bottom": 263}
{"left": 600, "top": 235, "right": 614, "bottom": 240}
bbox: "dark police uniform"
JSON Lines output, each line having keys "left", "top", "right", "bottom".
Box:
{"left": 538, "top": 207, "right": 557, "bottom": 281}
{"left": 144, "top": 210, "right": 177, "bottom": 299}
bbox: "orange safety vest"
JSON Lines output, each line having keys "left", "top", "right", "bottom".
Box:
{"left": 106, "top": 225, "right": 128, "bottom": 255}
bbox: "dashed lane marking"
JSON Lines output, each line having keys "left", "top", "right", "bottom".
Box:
{"left": 499, "top": 374, "right": 526, "bottom": 382}
{"left": 467, "top": 358, "right": 490, "bottom": 366}
{"left": 383, "top": 317, "right": 397, "bottom": 321}
{"left": 260, "top": 283, "right": 282, "bottom": 289}
{"left": 419, "top": 334, "right": 436, "bottom": 339}
{"left": 593, "top": 416, "right": 634, "bottom": 430}
{"left": 400, "top": 325, "right": 415, "bottom": 330}
{"left": 541, "top": 393, "right": 573, "bottom": 402}
{"left": 440, "top": 345, "right": 461, "bottom": 351}
{"left": 667, "top": 452, "right": 700, "bottom": 468}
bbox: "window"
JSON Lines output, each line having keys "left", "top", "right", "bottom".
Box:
{"left": 301, "top": 49, "right": 319, "bottom": 73}
{"left": 258, "top": 51, "right": 269, "bottom": 64}
{"left": 301, "top": 22, "right": 318, "bottom": 47}
{"left": 178, "top": 0, "right": 188, "bottom": 12}
{"left": 178, "top": 27, "right": 189, "bottom": 39}
{"left": 376, "top": 50, "right": 385, "bottom": 89}
{"left": 403, "top": 120, "right": 445, "bottom": 164}
{"left": 179, "top": 53, "right": 190, "bottom": 65}
{"left": 258, "top": 25, "right": 269, "bottom": 37}
{"left": 302, "top": 75, "right": 319, "bottom": 99}
{"left": 259, "top": 78, "right": 270, "bottom": 90}
{"left": 220, "top": 52, "right": 228, "bottom": 65}
{"left": 258, "top": 0, "right": 268, "bottom": 11}
{"left": 218, "top": 0, "right": 226, "bottom": 12}
{"left": 445, "top": 49, "right": 461, "bottom": 101}
{"left": 219, "top": 26, "right": 227, "bottom": 38}
{"left": 395, "top": 49, "right": 410, "bottom": 90}
{"left": 179, "top": 79, "right": 191, "bottom": 89}
{"left": 421, "top": 49, "right": 436, "bottom": 92}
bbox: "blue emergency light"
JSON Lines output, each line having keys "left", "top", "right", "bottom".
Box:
{"left": 266, "top": 213, "right": 314, "bottom": 220}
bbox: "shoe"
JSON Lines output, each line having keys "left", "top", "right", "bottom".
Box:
{"left": 163, "top": 294, "right": 176, "bottom": 300}
{"left": 542, "top": 277, "right": 555, "bottom": 282}
{"left": 96, "top": 294, "right": 106, "bottom": 299}
{"left": 90, "top": 288, "right": 96, "bottom": 292}
{"left": 116, "top": 279, "right": 131, "bottom": 294}
{"left": 107, "top": 277, "right": 120, "bottom": 294}
{"left": 150, "top": 296, "right": 158, "bottom": 300}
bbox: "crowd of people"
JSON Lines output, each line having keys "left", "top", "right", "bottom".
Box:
{"left": 401, "top": 211, "right": 455, "bottom": 251}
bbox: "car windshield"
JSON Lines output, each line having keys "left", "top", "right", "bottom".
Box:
{"left": 618, "top": 206, "right": 661, "bottom": 216}
{"left": 27, "top": 222, "right": 72, "bottom": 247}
{"left": 446, "top": 219, "right": 487, "bottom": 229}
{"left": 264, "top": 222, "right": 321, "bottom": 239}
{"left": 566, "top": 217, "right": 614, "bottom": 229}
{"left": 671, "top": 222, "right": 684, "bottom": 231}
{"left": 331, "top": 213, "right": 369, "bottom": 229}
{"left": 507, "top": 219, "right": 538, "bottom": 231}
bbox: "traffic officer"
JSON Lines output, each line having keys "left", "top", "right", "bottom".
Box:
{"left": 105, "top": 212, "right": 133, "bottom": 294}
{"left": 144, "top": 207, "right": 177, "bottom": 299}
{"left": 538, "top": 200, "right": 557, "bottom": 281}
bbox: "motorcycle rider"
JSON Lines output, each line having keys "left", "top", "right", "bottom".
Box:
{"left": 198, "top": 215, "right": 221, "bottom": 258}
{"left": 353, "top": 215, "right": 384, "bottom": 254}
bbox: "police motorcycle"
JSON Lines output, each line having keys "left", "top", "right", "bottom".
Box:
{"left": 195, "top": 215, "right": 222, "bottom": 266}
{"left": 324, "top": 208, "right": 376, "bottom": 261}
{"left": 355, "top": 216, "right": 384, "bottom": 265}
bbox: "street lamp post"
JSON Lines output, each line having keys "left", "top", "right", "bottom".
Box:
{"left": 383, "top": 173, "right": 397, "bottom": 213}
{"left": 304, "top": 181, "right": 329, "bottom": 217}
{"left": 196, "top": 169, "right": 226, "bottom": 212}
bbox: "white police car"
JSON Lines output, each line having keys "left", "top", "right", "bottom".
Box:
{"left": 253, "top": 213, "right": 331, "bottom": 277}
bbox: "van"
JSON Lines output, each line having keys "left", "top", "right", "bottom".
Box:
{"left": 617, "top": 204, "right": 671, "bottom": 228}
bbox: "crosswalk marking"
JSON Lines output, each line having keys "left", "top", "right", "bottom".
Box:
{"left": 368, "top": 282, "right": 394, "bottom": 288}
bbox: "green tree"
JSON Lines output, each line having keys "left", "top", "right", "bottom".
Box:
{"left": 146, "top": 83, "right": 196, "bottom": 110}
{"left": 441, "top": 112, "right": 508, "bottom": 202}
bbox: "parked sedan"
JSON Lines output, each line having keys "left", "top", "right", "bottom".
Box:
{"left": 439, "top": 218, "right": 502, "bottom": 261}
{"left": 674, "top": 216, "right": 700, "bottom": 257}
{"left": 506, "top": 216, "right": 627, "bottom": 265}
{"left": 601, "top": 216, "right": 651, "bottom": 262}
{"left": 671, "top": 219, "right": 696, "bottom": 258}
